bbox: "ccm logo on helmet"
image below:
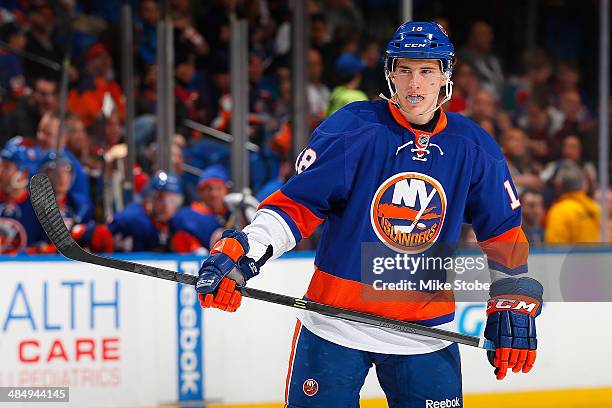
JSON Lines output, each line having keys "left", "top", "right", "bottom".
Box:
{"left": 487, "top": 297, "right": 540, "bottom": 315}
{"left": 404, "top": 43, "right": 427, "bottom": 48}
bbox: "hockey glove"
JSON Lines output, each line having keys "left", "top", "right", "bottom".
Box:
{"left": 195, "top": 229, "right": 269, "bottom": 312}
{"left": 484, "top": 277, "right": 543, "bottom": 380}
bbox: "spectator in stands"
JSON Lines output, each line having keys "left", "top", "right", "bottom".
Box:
{"left": 325, "top": 0, "right": 365, "bottom": 41}
{"left": 198, "top": 0, "right": 232, "bottom": 61}
{"left": 594, "top": 188, "right": 612, "bottom": 242}
{"left": 103, "top": 110, "right": 123, "bottom": 148}
{"left": 507, "top": 49, "right": 553, "bottom": 114}
{"left": 171, "top": 0, "right": 209, "bottom": 60}
{"left": 326, "top": 53, "right": 367, "bottom": 116}
{"left": 174, "top": 54, "right": 205, "bottom": 123}
{"left": 0, "top": 143, "right": 45, "bottom": 253}
{"left": 192, "top": 164, "right": 230, "bottom": 225}
{"left": 245, "top": 0, "right": 275, "bottom": 61}
{"left": 109, "top": 170, "right": 184, "bottom": 252}
{"left": 68, "top": 43, "right": 125, "bottom": 127}
{"left": 65, "top": 113, "right": 103, "bottom": 177}
{"left": 468, "top": 88, "right": 497, "bottom": 124}
{"left": 135, "top": 0, "right": 159, "bottom": 65}
{"left": 554, "top": 90, "right": 593, "bottom": 143}
{"left": 201, "top": 57, "right": 229, "bottom": 127}
{"left": 247, "top": 53, "right": 273, "bottom": 144}
{"left": 500, "top": 127, "right": 543, "bottom": 194}
{"left": 517, "top": 91, "right": 564, "bottom": 164}
{"left": 272, "top": 4, "right": 291, "bottom": 57}
{"left": 552, "top": 60, "right": 591, "bottom": 111}
{"left": 307, "top": 48, "right": 330, "bottom": 122}
{"left": 22, "top": 1, "right": 63, "bottom": 82}
{"left": 446, "top": 61, "right": 479, "bottom": 114}
{"left": 467, "top": 88, "right": 511, "bottom": 139}
{"left": 269, "top": 75, "right": 291, "bottom": 135}
{"left": 545, "top": 160, "right": 600, "bottom": 243}
{"left": 457, "top": 20, "right": 504, "bottom": 97}
{"left": 0, "top": 21, "right": 27, "bottom": 107}
{"left": 333, "top": 26, "right": 360, "bottom": 60}
{"left": 310, "top": 13, "right": 336, "bottom": 88}
{"left": 211, "top": 53, "right": 271, "bottom": 147}
{"left": 540, "top": 134, "right": 597, "bottom": 206}
{"left": 359, "top": 40, "right": 385, "bottom": 100}
{"left": 34, "top": 112, "right": 93, "bottom": 222}
{"left": 1, "top": 76, "right": 58, "bottom": 145}
{"left": 520, "top": 190, "right": 545, "bottom": 244}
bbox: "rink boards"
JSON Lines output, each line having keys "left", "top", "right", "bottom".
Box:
{"left": 0, "top": 249, "right": 611, "bottom": 407}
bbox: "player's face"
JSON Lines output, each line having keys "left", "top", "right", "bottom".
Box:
{"left": 198, "top": 182, "right": 227, "bottom": 212}
{"left": 0, "top": 161, "right": 18, "bottom": 188}
{"left": 390, "top": 59, "right": 447, "bottom": 123}
{"left": 152, "top": 191, "right": 183, "bottom": 222}
{"left": 46, "top": 164, "right": 73, "bottom": 196}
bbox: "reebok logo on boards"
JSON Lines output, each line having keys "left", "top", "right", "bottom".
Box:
{"left": 425, "top": 397, "right": 461, "bottom": 408}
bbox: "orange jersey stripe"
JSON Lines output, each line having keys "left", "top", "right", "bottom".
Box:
{"left": 259, "top": 190, "right": 324, "bottom": 238}
{"left": 305, "top": 268, "right": 455, "bottom": 322}
{"left": 479, "top": 226, "right": 529, "bottom": 270}
{"left": 284, "top": 320, "right": 302, "bottom": 407}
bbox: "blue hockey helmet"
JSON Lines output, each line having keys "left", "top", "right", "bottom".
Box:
{"left": 1, "top": 143, "right": 38, "bottom": 175}
{"left": 38, "top": 151, "right": 74, "bottom": 174}
{"left": 385, "top": 21, "right": 455, "bottom": 76}
{"left": 146, "top": 170, "right": 183, "bottom": 195}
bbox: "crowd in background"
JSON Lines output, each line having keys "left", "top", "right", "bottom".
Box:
{"left": 0, "top": 0, "right": 610, "bottom": 255}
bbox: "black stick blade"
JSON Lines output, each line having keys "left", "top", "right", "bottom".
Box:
{"left": 29, "top": 173, "right": 198, "bottom": 285}
{"left": 29, "top": 173, "right": 78, "bottom": 254}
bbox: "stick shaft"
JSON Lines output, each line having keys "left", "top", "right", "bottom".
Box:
{"left": 29, "top": 173, "right": 494, "bottom": 351}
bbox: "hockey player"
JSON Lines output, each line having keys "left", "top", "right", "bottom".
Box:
{"left": 0, "top": 143, "right": 46, "bottom": 253}
{"left": 38, "top": 151, "right": 113, "bottom": 254}
{"left": 195, "top": 22, "right": 542, "bottom": 406}
{"left": 108, "top": 170, "right": 184, "bottom": 252}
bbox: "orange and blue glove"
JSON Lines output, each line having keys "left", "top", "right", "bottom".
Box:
{"left": 195, "top": 229, "right": 269, "bottom": 312}
{"left": 484, "top": 277, "right": 543, "bottom": 380}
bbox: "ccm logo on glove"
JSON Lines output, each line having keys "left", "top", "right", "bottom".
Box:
{"left": 487, "top": 295, "right": 541, "bottom": 316}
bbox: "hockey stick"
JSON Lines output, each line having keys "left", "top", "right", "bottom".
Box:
{"left": 29, "top": 173, "right": 495, "bottom": 351}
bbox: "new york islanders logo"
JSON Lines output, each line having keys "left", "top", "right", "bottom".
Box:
{"left": 371, "top": 172, "right": 447, "bottom": 252}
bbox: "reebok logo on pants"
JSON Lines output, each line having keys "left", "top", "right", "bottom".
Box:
{"left": 425, "top": 397, "right": 461, "bottom": 407}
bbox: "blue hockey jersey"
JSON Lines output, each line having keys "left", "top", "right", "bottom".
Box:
{"left": 170, "top": 207, "right": 222, "bottom": 251}
{"left": 108, "top": 203, "right": 168, "bottom": 252}
{"left": 0, "top": 191, "right": 46, "bottom": 253}
{"left": 260, "top": 100, "right": 528, "bottom": 331}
